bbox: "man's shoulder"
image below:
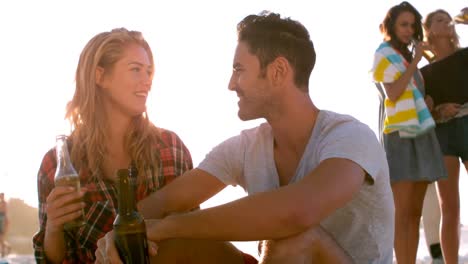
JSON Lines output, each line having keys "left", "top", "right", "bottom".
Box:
{"left": 319, "top": 110, "right": 357, "bottom": 121}
{"left": 318, "top": 110, "right": 372, "bottom": 136}
{"left": 315, "top": 110, "right": 384, "bottom": 166}
{"left": 212, "top": 123, "right": 270, "bottom": 152}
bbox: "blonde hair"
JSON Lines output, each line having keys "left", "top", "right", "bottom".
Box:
{"left": 66, "top": 28, "right": 160, "bottom": 180}
{"left": 424, "top": 9, "right": 460, "bottom": 50}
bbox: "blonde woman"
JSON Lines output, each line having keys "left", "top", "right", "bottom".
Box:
{"left": 31, "top": 28, "right": 193, "bottom": 263}
{"left": 421, "top": 8, "right": 468, "bottom": 264}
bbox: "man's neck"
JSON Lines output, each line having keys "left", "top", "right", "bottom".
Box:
{"left": 266, "top": 90, "right": 318, "bottom": 185}
{"left": 268, "top": 92, "right": 319, "bottom": 155}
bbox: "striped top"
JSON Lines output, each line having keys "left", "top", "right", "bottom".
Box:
{"left": 371, "top": 42, "right": 435, "bottom": 138}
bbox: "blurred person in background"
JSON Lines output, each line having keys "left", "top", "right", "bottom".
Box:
{"left": 0, "top": 193, "right": 9, "bottom": 257}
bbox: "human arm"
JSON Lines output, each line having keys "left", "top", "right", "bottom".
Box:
{"left": 33, "top": 150, "right": 86, "bottom": 264}
{"left": 43, "top": 187, "right": 86, "bottom": 263}
{"left": 96, "top": 169, "right": 228, "bottom": 264}
{"left": 138, "top": 129, "right": 226, "bottom": 218}
{"left": 383, "top": 42, "right": 426, "bottom": 102}
{"left": 432, "top": 103, "right": 462, "bottom": 122}
{"left": 147, "top": 158, "right": 365, "bottom": 242}
{"left": 95, "top": 130, "right": 228, "bottom": 263}
{"left": 138, "top": 168, "right": 227, "bottom": 219}
{"left": 425, "top": 95, "right": 434, "bottom": 112}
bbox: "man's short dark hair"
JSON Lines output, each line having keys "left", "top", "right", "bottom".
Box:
{"left": 237, "top": 11, "right": 316, "bottom": 92}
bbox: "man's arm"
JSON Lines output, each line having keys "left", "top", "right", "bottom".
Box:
{"left": 148, "top": 158, "right": 365, "bottom": 241}
{"left": 138, "top": 168, "right": 228, "bottom": 219}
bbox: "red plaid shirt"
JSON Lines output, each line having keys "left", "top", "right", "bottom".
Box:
{"left": 33, "top": 129, "right": 193, "bottom": 263}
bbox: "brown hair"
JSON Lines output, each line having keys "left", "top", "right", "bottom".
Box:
{"left": 237, "top": 11, "right": 316, "bottom": 92}
{"left": 380, "top": 1, "right": 423, "bottom": 62}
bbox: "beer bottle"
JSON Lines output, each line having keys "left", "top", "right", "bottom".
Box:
{"left": 454, "top": 11, "right": 468, "bottom": 24}
{"left": 113, "top": 167, "right": 150, "bottom": 264}
{"left": 54, "top": 135, "right": 86, "bottom": 230}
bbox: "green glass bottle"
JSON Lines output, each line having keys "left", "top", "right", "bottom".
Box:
{"left": 113, "top": 167, "right": 150, "bottom": 263}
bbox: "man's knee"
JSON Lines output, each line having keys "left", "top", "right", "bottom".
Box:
{"left": 153, "top": 239, "right": 244, "bottom": 264}
{"left": 260, "top": 238, "right": 313, "bottom": 261}
{"left": 260, "top": 227, "right": 353, "bottom": 264}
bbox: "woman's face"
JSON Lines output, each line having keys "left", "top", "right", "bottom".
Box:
{"left": 97, "top": 43, "right": 153, "bottom": 119}
{"left": 428, "top": 12, "right": 454, "bottom": 40}
{"left": 394, "top": 11, "right": 416, "bottom": 44}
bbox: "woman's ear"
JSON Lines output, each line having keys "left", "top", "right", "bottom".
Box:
{"left": 95, "top": 66, "right": 105, "bottom": 88}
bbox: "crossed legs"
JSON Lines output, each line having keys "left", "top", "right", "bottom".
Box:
{"left": 259, "top": 226, "right": 353, "bottom": 264}
{"left": 147, "top": 226, "right": 352, "bottom": 264}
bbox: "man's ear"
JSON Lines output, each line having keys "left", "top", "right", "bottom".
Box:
{"left": 95, "top": 66, "right": 105, "bottom": 88}
{"left": 269, "top": 56, "right": 289, "bottom": 84}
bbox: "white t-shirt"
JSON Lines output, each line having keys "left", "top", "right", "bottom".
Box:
{"left": 198, "top": 110, "right": 395, "bottom": 263}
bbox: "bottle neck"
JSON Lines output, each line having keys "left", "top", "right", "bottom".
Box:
{"left": 117, "top": 169, "right": 137, "bottom": 216}
{"left": 55, "top": 136, "right": 78, "bottom": 178}
{"left": 57, "top": 139, "right": 69, "bottom": 168}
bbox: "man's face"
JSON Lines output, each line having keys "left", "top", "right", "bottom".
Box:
{"left": 228, "top": 41, "right": 272, "bottom": 121}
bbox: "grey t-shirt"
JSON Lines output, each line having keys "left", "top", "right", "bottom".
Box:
{"left": 198, "top": 110, "right": 395, "bottom": 263}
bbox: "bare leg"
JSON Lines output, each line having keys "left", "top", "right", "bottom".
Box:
{"left": 259, "top": 226, "right": 353, "bottom": 264}
{"left": 392, "top": 181, "right": 428, "bottom": 264}
{"left": 151, "top": 239, "right": 245, "bottom": 264}
{"left": 437, "top": 156, "right": 461, "bottom": 264}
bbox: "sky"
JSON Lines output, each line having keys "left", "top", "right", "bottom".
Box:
{"left": 0, "top": 0, "right": 467, "bottom": 256}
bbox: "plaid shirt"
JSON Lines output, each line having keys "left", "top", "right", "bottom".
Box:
{"left": 33, "top": 129, "right": 193, "bottom": 263}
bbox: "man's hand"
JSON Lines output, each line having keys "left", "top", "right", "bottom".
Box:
{"left": 95, "top": 230, "right": 158, "bottom": 263}
{"left": 146, "top": 219, "right": 167, "bottom": 242}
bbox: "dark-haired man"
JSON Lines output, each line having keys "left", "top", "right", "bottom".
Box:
{"left": 97, "top": 11, "right": 394, "bottom": 264}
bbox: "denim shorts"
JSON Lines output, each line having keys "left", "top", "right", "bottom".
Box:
{"left": 435, "top": 115, "right": 468, "bottom": 161}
